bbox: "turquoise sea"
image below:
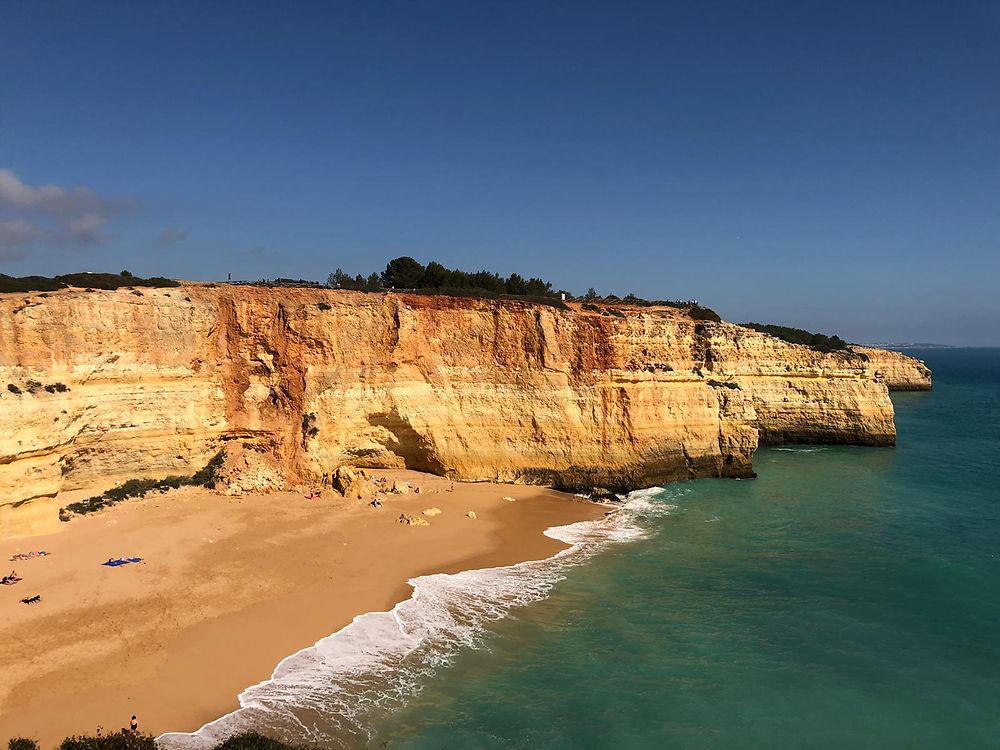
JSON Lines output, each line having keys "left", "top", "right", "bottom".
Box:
{"left": 163, "top": 348, "right": 999, "bottom": 750}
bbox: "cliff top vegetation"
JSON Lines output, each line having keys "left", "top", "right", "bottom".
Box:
{"left": 740, "top": 322, "right": 849, "bottom": 353}
{"left": 328, "top": 256, "right": 722, "bottom": 321}
{"left": 0, "top": 259, "right": 722, "bottom": 321}
{"left": 0, "top": 271, "right": 178, "bottom": 294}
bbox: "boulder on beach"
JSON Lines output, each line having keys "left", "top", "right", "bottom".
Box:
{"left": 589, "top": 487, "right": 621, "bottom": 502}
{"left": 398, "top": 513, "right": 429, "bottom": 526}
{"left": 466, "top": 510, "right": 477, "bottom": 519}
{"left": 390, "top": 480, "right": 410, "bottom": 494}
{"left": 332, "top": 466, "right": 375, "bottom": 501}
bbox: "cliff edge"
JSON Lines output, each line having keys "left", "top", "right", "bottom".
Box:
{"left": 0, "top": 286, "right": 930, "bottom": 522}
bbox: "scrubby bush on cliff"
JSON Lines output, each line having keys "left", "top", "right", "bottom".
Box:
{"left": 9, "top": 738, "right": 39, "bottom": 750}
{"left": 687, "top": 305, "right": 722, "bottom": 322}
{"left": 330, "top": 257, "right": 560, "bottom": 300}
{"left": 59, "top": 734, "right": 157, "bottom": 750}
{"left": 0, "top": 272, "right": 179, "bottom": 294}
{"left": 740, "top": 323, "right": 849, "bottom": 353}
{"left": 325, "top": 256, "right": 722, "bottom": 319}
{"left": 191, "top": 449, "right": 226, "bottom": 486}
{"left": 61, "top": 451, "right": 226, "bottom": 519}
{"left": 327, "top": 269, "right": 383, "bottom": 292}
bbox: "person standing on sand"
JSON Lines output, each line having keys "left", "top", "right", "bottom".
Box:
{"left": 130, "top": 715, "right": 138, "bottom": 734}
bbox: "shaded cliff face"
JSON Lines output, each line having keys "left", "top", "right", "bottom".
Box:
{"left": 0, "top": 287, "right": 929, "bottom": 515}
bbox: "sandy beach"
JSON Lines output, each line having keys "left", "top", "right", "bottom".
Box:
{"left": 0, "top": 470, "right": 604, "bottom": 748}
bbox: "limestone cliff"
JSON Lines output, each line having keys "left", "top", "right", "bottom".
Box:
{"left": 0, "top": 286, "right": 930, "bottom": 521}
{"left": 853, "top": 346, "right": 933, "bottom": 391}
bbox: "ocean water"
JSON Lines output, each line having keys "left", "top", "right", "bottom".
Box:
{"left": 162, "top": 348, "right": 999, "bottom": 750}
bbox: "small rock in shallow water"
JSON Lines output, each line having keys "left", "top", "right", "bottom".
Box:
{"left": 423, "top": 507, "right": 442, "bottom": 516}
{"left": 502, "top": 496, "right": 517, "bottom": 502}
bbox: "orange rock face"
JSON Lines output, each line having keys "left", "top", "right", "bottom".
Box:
{"left": 0, "top": 286, "right": 930, "bottom": 523}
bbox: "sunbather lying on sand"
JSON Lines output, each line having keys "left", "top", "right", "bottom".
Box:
{"left": 9, "top": 551, "right": 48, "bottom": 562}
{"left": 20, "top": 594, "right": 41, "bottom": 604}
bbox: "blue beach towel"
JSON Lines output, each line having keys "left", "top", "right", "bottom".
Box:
{"left": 101, "top": 557, "right": 144, "bottom": 567}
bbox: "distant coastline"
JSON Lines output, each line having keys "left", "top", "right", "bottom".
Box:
{"left": 866, "top": 342, "right": 957, "bottom": 350}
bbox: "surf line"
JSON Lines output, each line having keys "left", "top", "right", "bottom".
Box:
{"left": 158, "top": 489, "right": 672, "bottom": 749}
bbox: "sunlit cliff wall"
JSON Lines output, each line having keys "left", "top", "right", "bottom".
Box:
{"left": 0, "top": 286, "right": 931, "bottom": 517}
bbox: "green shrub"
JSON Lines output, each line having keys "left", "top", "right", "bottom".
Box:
{"left": 144, "top": 276, "right": 180, "bottom": 288}
{"left": 61, "top": 450, "right": 225, "bottom": 519}
{"left": 190, "top": 449, "right": 225, "bottom": 487}
{"left": 0, "top": 272, "right": 179, "bottom": 294}
{"left": 688, "top": 305, "right": 722, "bottom": 322}
{"left": 9, "top": 738, "right": 39, "bottom": 750}
{"left": 59, "top": 734, "right": 157, "bottom": 750}
{"left": 740, "top": 323, "right": 848, "bottom": 353}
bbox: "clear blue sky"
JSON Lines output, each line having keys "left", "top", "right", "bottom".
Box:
{"left": 1, "top": 1, "right": 998, "bottom": 345}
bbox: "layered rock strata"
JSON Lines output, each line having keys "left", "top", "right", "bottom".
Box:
{"left": 0, "top": 286, "right": 930, "bottom": 520}
{"left": 854, "top": 346, "right": 933, "bottom": 391}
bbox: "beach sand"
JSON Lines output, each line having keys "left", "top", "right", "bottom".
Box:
{"left": 0, "top": 470, "right": 605, "bottom": 748}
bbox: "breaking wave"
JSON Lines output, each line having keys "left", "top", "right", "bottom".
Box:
{"left": 158, "top": 487, "right": 679, "bottom": 750}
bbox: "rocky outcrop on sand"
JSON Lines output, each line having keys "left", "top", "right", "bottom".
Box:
{"left": 330, "top": 465, "right": 375, "bottom": 501}
{"left": 398, "top": 513, "right": 429, "bottom": 526}
{"left": 0, "top": 286, "right": 931, "bottom": 517}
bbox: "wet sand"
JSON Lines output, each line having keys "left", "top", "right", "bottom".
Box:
{"left": 0, "top": 470, "right": 604, "bottom": 748}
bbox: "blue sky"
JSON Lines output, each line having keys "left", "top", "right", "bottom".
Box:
{"left": 1, "top": 1, "right": 998, "bottom": 344}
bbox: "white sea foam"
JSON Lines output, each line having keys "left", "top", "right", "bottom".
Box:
{"left": 157, "top": 487, "right": 677, "bottom": 750}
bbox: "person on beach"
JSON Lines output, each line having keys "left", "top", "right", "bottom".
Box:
{"left": 130, "top": 715, "right": 138, "bottom": 733}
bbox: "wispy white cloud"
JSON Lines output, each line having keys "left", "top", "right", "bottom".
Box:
{"left": 0, "top": 219, "right": 41, "bottom": 260}
{"left": 157, "top": 227, "right": 188, "bottom": 247}
{"left": 0, "top": 168, "right": 136, "bottom": 250}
